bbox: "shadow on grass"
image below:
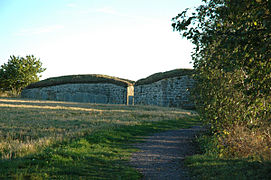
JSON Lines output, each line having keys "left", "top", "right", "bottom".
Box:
{"left": 185, "top": 154, "right": 271, "bottom": 180}
{"left": 0, "top": 116, "right": 200, "bottom": 179}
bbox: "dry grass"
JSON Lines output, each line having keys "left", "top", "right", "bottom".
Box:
{"left": 0, "top": 97, "right": 195, "bottom": 159}
{"left": 25, "top": 74, "right": 134, "bottom": 89}
{"left": 135, "top": 68, "right": 194, "bottom": 85}
{"left": 0, "top": 91, "right": 16, "bottom": 97}
{"left": 218, "top": 124, "right": 271, "bottom": 160}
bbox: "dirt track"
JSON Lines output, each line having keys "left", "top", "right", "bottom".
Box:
{"left": 130, "top": 126, "right": 203, "bottom": 180}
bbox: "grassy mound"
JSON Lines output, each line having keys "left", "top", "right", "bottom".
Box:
{"left": 135, "top": 68, "right": 194, "bottom": 86}
{"left": 25, "top": 74, "right": 135, "bottom": 89}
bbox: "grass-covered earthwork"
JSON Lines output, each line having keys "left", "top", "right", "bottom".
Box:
{"left": 135, "top": 68, "right": 194, "bottom": 85}
{"left": 25, "top": 74, "right": 134, "bottom": 89}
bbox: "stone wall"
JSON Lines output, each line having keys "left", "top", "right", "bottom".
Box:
{"left": 21, "top": 83, "right": 128, "bottom": 104}
{"left": 21, "top": 70, "right": 195, "bottom": 108}
{"left": 134, "top": 76, "right": 195, "bottom": 109}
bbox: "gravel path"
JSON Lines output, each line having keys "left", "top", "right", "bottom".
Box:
{"left": 129, "top": 126, "right": 203, "bottom": 180}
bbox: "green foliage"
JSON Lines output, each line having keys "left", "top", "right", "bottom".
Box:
{"left": 26, "top": 74, "right": 134, "bottom": 89}
{"left": 172, "top": 1, "right": 271, "bottom": 128}
{"left": 135, "top": 68, "right": 194, "bottom": 85}
{"left": 172, "top": 0, "right": 271, "bottom": 161}
{"left": 0, "top": 55, "right": 46, "bottom": 95}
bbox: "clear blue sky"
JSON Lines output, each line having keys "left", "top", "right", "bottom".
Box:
{"left": 0, "top": 0, "right": 203, "bottom": 80}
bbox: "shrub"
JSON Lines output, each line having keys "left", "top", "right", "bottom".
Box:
{"left": 218, "top": 124, "right": 271, "bottom": 160}
{"left": 173, "top": 0, "right": 271, "bottom": 160}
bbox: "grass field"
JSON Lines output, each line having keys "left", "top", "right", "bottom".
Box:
{"left": 1, "top": 98, "right": 270, "bottom": 179}
{"left": 0, "top": 97, "right": 199, "bottom": 179}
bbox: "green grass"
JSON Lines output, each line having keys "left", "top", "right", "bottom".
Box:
{"left": 0, "top": 97, "right": 193, "bottom": 159}
{"left": 2, "top": 98, "right": 270, "bottom": 179}
{"left": 185, "top": 155, "right": 271, "bottom": 180}
{"left": 0, "top": 118, "right": 200, "bottom": 179}
{"left": 0, "top": 97, "right": 199, "bottom": 179}
{"left": 185, "top": 133, "right": 271, "bottom": 179}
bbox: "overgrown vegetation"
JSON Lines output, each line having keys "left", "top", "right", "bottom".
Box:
{"left": 184, "top": 133, "right": 271, "bottom": 179}
{"left": 25, "top": 74, "right": 134, "bottom": 89}
{"left": 173, "top": 0, "right": 271, "bottom": 159}
{"left": 172, "top": 0, "right": 271, "bottom": 178}
{"left": 0, "top": 91, "right": 16, "bottom": 97}
{"left": 135, "top": 68, "right": 194, "bottom": 85}
{"left": 0, "top": 98, "right": 198, "bottom": 178}
{"left": 0, "top": 55, "right": 46, "bottom": 95}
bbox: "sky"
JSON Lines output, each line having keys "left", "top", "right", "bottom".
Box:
{"left": 0, "top": 0, "right": 203, "bottom": 81}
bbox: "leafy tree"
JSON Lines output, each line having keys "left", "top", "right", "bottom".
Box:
{"left": 0, "top": 55, "right": 46, "bottom": 95}
{"left": 172, "top": 0, "right": 271, "bottom": 130}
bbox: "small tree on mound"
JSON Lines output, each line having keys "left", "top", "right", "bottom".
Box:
{"left": 0, "top": 55, "right": 46, "bottom": 95}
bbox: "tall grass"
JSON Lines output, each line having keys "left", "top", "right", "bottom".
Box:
{"left": 184, "top": 126, "right": 271, "bottom": 179}
{"left": 0, "top": 97, "right": 195, "bottom": 159}
{"left": 0, "top": 91, "right": 18, "bottom": 97}
{"left": 0, "top": 97, "right": 200, "bottom": 179}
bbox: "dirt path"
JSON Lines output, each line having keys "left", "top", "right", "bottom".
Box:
{"left": 129, "top": 126, "right": 203, "bottom": 180}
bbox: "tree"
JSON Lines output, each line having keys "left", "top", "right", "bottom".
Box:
{"left": 172, "top": 0, "right": 271, "bottom": 129}
{"left": 0, "top": 55, "right": 46, "bottom": 94}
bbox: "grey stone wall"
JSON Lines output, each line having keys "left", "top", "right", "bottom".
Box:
{"left": 21, "top": 74, "right": 195, "bottom": 108}
{"left": 21, "top": 83, "right": 127, "bottom": 104}
{"left": 134, "top": 76, "right": 195, "bottom": 109}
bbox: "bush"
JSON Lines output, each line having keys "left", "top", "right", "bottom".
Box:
{"left": 173, "top": 0, "right": 271, "bottom": 160}
{"left": 218, "top": 124, "right": 271, "bottom": 160}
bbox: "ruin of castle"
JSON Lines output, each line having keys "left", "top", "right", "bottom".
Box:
{"left": 21, "top": 69, "right": 195, "bottom": 109}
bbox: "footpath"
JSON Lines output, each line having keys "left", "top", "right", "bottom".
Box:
{"left": 130, "top": 126, "right": 203, "bottom": 180}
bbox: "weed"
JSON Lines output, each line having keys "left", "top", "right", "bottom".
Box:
{"left": 219, "top": 124, "right": 271, "bottom": 160}
{"left": 186, "top": 128, "right": 271, "bottom": 179}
